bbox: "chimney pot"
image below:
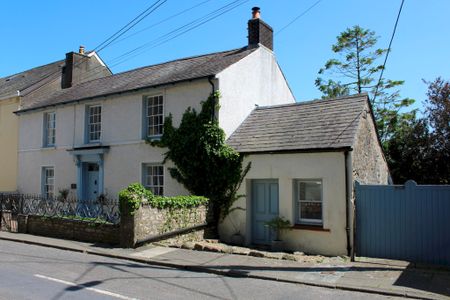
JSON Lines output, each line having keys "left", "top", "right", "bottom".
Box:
{"left": 248, "top": 7, "right": 273, "bottom": 50}
{"left": 79, "top": 45, "right": 85, "bottom": 55}
{"left": 252, "top": 7, "right": 260, "bottom": 19}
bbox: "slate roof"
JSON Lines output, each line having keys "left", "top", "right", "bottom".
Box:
{"left": 19, "top": 47, "right": 257, "bottom": 112}
{"left": 0, "top": 60, "right": 64, "bottom": 99}
{"left": 227, "top": 94, "right": 369, "bottom": 153}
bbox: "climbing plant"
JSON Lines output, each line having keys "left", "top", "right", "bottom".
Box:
{"left": 151, "top": 92, "right": 250, "bottom": 233}
{"left": 119, "top": 183, "right": 208, "bottom": 216}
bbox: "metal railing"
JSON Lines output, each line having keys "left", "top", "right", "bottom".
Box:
{"left": 0, "top": 193, "right": 120, "bottom": 224}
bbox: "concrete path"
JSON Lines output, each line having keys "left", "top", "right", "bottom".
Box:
{"left": 0, "top": 232, "right": 448, "bottom": 300}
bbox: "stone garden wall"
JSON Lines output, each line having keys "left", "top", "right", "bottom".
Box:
{"left": 121, "top": 204, "right": 208, "bottom": 247}
{"left": 19, "top": 215, "right": 120, "bottom": 244}
{"left": 1, "top": 193, "right": 208, "bottom": 248}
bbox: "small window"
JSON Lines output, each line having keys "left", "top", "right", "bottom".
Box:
{"left": 145, "top": 95, "right": 164, "bottom": 138}
{"left": 44, "top": 112, "right": 56, "bottom": 147}
{"left": 42, "top": 167, "right": 55, "bottom": 199}
{"left": 87, "top": 105, "right": 101, "bottom": 142}
{"left": 296, "top": 180, "right": 323, "bottom": 225}
{"left": 143, "top": 164, "right": 164, "bottom": 196}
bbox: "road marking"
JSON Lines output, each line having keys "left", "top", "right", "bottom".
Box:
{"left": 34, "top": 274, "right": 138, "bottom": 300}
{"left": 131, "top": 246, "right": 177, "bottom": 259}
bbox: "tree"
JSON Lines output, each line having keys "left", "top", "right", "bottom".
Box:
{"left": 151, "top": 92, "right": 250, "bottom": 234}
{"left": 315, "top": 25, "right": 414, "bottom": 143}
{"left": 423, "top": 77, "right": 450, "bottom": 184}
{"left": 384, "top": 77, "right": 450, "bottom": 184}
{"left": 384, "top": 114, "right": 430, "bottom": 184}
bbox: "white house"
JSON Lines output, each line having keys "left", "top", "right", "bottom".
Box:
{"left": 15, "top": 10, "right": 295, "bottom": 201}
{"left": 14, "top": 8, "right": 390, "bottom": 256}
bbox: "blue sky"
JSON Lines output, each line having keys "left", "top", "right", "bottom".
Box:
{"left": 1, "top": 0, "right": 448, "bottom": 110}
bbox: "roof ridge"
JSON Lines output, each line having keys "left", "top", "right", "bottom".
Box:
{"left": 255, "top": 93, "right": 368, "bottom": 110}
{"left": 56, "top": 47, "right": 249, "bottom": 92}
{"left": 110, "top": 46, "right": 248, "bottom": 78}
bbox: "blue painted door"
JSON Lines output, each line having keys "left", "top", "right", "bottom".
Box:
{"left": 85, "top": 163, "right": 99, "bottom": 200}
{"left": 252, "top": 180, "right": 279, "bottom": 245}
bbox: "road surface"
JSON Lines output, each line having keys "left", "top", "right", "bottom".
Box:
{"left": 0, "top": 240, "right": 401, "bottom": 299}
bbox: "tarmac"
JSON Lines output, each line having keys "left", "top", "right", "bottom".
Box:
{"left": 0, "top": 231, "right": 449, "bottom": 300}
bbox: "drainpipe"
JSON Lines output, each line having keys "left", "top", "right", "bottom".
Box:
{"left": 344, "top": 150, "right": 352, "bottom": 258}
{"left": 208, "top": 76, "right": 216, "bottom": 121}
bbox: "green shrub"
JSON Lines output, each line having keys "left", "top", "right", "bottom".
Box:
{"left": 119, "top": 183, "right": 151, "bottom": 215}
{"left": 149, "top": 195, "right": 208, "bottom": 209}
{"left": 119, "top": 183, "right": 208, "bottom": 216}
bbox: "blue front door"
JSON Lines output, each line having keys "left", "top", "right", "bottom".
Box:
{"left": 252, "top": 179, "right": 279, "bottom": 245}
{"left": 84, "top": 163, "right": 99, "bottom": 200}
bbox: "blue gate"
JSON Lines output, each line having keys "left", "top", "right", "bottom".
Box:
{"left": 355, "top": 180, "right": 450, "bottom": 266}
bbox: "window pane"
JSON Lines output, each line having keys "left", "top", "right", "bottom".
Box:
{"left": 300, "top": 202, "right": 322, "bottom": 220}
{"left": 43, "top": 167, "right": 55, "bottom": 199}
{"left": 146, "top": 95, "right": 163, "bottom": 137}
{"left": 88, "top": 105, "right": 101, "bottom": 142}
{"left": 143, "top": 164, "right": 164, "bottom": 196}
{"left": 297, "top": 180, "right": 322, "bottom": 224}
{"left": 299, "top": 181, "right": 321, "bottom": 201}
{"left": 45, "top": 112, "right": 56, "bottom": 146}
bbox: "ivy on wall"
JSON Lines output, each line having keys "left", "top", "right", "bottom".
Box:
{"left": 119, "top": 183, "right": 208, "bottom": 216}
{"left": 150, "top": 92, "right": 250, "bottom": 232}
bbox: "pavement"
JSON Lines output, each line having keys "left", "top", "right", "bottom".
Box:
{"left": 0, "top": 232, "right": 449, "bottom": 300}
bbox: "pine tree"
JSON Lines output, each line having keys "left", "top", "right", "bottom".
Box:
{"left": 315, "top": 25, "right": 414, "bottom": 143}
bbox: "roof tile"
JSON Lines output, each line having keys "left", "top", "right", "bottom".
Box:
{"left": 227, "top": 94, "right": 368, "bottom": 152}
{"left": 19, "top": 47, "right": 256, "bottom": 111}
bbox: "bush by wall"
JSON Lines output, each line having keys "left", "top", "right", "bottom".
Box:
{"left": 119, "top": 183, "right": 208, "bottom": 216}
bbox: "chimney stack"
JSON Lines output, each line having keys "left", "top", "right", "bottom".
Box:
{"left": 79, "top": 45, "right": 85, "bottom": 55}
{"left": 248, "top": 7, "right": 273, "bottom": 50}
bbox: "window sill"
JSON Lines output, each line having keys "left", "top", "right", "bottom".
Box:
{"left": 42, "top": 146, "right": 56, "bottom": 150}
{"left": 292, "top": 224, "right": 330, "bottom": 232}
{"left": 146, "top": 136, "right": 162, "bottom": 141}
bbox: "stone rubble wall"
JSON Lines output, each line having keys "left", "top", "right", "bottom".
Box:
{"left": 19, "top": 215, "right": 120, "bottom": 244}
{"left": 352, "top": 106, "right": 390, "bottom": 185}
{"left": 1, "top": 202, "right": 208, "bottom": 248}
{"left": 134, "top": 205, "right": 207, "bottom": 244}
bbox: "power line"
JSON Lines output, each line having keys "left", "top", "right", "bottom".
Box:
{"left": 32, "top": 0, "right": 248, "bottom": 87}
{"left": 80, "top": 0, "right": 248, "bottom": 80}
{"left": 109, "top": 0, "right": 213, "bottom": 48}
{"left": 108, "top": 0, "right": 249, "bottom": 69}
{"left": 95, "top": 0, "right": 167, "bottom": 53}
{"left": 17, "top": 1, "right": 168, "bottom": 94}
{"left": 107, "top": 0, "right": 249, "bottom": 66}
{"left": 275, "top": 0, "right": 322, "bottom": 36}
{"left": 372, "top": 0, "right": 405, "bottom": 104}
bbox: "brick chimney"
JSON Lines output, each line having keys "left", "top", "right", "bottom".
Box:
{"left": 61, "top": 47, "right": 111, "bottom": 89}
{"left": 61, "top": 46, "right": 92, "bottom": 89}
{"left": 248, "top": 7, "right": 273, "bottom": 50}
{"left": 61, "top": 52, "right": 75, "bottom": 89}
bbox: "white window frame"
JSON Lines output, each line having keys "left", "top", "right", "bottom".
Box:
{"left": 296, "top": 179, "right": 323, "bottom": 225}
{"left": 87, "top": 105, "right": 102, "bottom": 143}
{"left": 142, "top": 164, "right": 164, "bottom": 196}
{"left": 42, "top": 167, "right": 55, "bottom": 199}
{"left": 44, "top": 111, "right": 56, "bottom": 147}
{"left": 144, "top": 95, "right": 164, "bottom": 138}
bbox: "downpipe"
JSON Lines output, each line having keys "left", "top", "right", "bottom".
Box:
{"left": 344, "top": 150, "right": 352, "bottom": 258}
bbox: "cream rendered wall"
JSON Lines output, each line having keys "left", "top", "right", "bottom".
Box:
{"left": 216, "top": 46, "right": 295, "bottom": 137}
{"left": 220, "top": 152, "right": 348, "bottom": 256}
{"left": 0, "top": 97, "right": 19, "bottom": 191}
{"left": 18, "top": 80, "right": 211, "bottom": 198}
